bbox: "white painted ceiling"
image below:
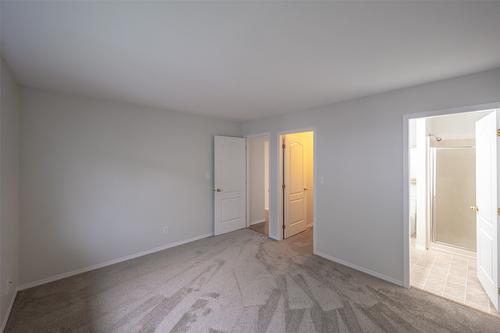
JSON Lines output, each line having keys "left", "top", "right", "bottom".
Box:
{"left": 2, "top": 1, "right": 500, "bottom": 120}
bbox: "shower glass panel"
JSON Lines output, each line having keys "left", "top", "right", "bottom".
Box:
{"left": 433, "top": 147, "right": 476, "bottom": 251}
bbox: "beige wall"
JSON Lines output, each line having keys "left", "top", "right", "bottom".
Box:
{"left": 285, "top": 131, "right": 314, "bottom": 226}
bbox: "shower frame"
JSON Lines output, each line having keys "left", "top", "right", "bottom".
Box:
{"left": 428, "top": 145, "right": 476, "bottom": 255}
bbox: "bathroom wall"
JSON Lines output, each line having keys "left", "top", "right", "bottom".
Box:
{"left": 427, "top": 110, "right": 491, "bottom": 140}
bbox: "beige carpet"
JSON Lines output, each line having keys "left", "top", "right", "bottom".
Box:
{"left": 5, "top": 228, "right": 500, "bottom": 332}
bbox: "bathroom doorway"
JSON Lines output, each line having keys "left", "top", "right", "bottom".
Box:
{"left": 409, "top": 109, "right": 498, "bottom": 315}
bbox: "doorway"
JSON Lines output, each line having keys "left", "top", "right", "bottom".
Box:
{"left": 246, "top": 134, "right": 270, "bottom": 236}
{"left": 408, "top": 109, "right": 499, "bottom": 315}
{"left": 279, "top": 131, "right": 314, "bottom": 241}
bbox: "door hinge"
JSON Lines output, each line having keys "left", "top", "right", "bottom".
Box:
{"left": 282, "top": 184, "right": 286, "bottom": 190}
{"left": 282, "top": 143, "right": 286, "bottom": 149}
{"left": 498, "top": 208, "right": 500, "bottom": 216}
{"left": 497, "top": 129, "right": 500, "bottom": 137}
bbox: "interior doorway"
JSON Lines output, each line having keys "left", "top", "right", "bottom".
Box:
{"left": 279, "top": 131, "right": 314, "bottom": 240}
{"left": 408, "top": 109, "right": 499, "bottom": 315}
{"left": 213, "top": 136, "right": 247, "bottom": 236}
{"left": 246, "top": 134, "right": 270, "bottom": 236}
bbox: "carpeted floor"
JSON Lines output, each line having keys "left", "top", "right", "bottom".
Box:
{"left": 5, "top": 228, "right": 500, "bottom": 332}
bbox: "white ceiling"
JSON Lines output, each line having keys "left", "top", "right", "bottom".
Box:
{"left": 2, "top": 1, "right": 500, "bottom": 120}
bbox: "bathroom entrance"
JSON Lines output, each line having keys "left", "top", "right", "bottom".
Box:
{"left": 409, "top": 109, "right": 499, "bottom": 315}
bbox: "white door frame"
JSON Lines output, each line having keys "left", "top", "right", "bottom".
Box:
{"left": 277, "top": 128, "right": 317, "bottom": 249}
{"left": 403, "top": 101, "right": 500, "bottom": 288}
{"left": 245, "top": 133, "right": 271, "bottom": 229}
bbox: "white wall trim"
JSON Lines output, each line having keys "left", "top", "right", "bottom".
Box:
{"left": 17, "top": 233, "right": 213, "bottom": 291}
{"left": 250, "top": 219, "right": 266, "bottom": 225}
{"left": 315, "top": 250, "right": 404, "bottom": 287}
{"left": 1, "top": 289, "right": 17, "bottom": 332}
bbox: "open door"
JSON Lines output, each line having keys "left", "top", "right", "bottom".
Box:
{"left": 214, "top": 136, "right": 246, "bottom": 235}
{"left": 283, "top": 134, "right": 308, "bottom": 238}
{"left": 475, "top": 110, "right": 499, "bottom": 311}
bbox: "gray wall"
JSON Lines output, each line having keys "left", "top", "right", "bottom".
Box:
{"left": 242, "top": 67, "right": 500, "bottom": 285}
{"left": 0, "top": 58, "right": 20, "bottom": 328}
{"left": 12, "top": 66, "right": 500, "bottom": 290}
{"left": 19, "top": 88, "right": 241, "bottom": 285}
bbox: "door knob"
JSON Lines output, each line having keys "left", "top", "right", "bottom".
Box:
{"left": 470, "top": 205, "right": 479, "bottom": 213}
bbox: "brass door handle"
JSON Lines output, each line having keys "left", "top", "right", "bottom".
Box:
{"left": 470, "top": 205, "right": 479, "bottom": 213}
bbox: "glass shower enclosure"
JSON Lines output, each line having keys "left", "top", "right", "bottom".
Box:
{"left": 431, "top": 146, "right": 476, "bottom": 252}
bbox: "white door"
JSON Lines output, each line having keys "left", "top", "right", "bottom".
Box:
{"left": 475, "top": 110, "right": 499, "bottom": 311}
{"left": 284, "top": 135, "right": 307, "bottom": 238}
{"left": 214, "top": 136, "right": 246, "bottom": 235}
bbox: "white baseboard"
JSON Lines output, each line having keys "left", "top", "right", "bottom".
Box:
{"left": 430, "top": 241, "right": 475, "bottom": 258}
{"left": 250, "top": 219, "right": 266, "bottom": 225}
{"left": 314, "top": 250, "right": 404, "bottom": 287}
{"left": 18, "top": 233, "right": 213, "bottom": 291}
{"left": 415, "top": 243, "right": 426, "bottom": 251}
{"left": 1, "top": 289, "right": 17, "bottom": 332}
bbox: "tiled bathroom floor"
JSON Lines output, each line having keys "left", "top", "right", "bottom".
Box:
{"left": 411, "top": 238, "right": 497, "bottom": 315}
